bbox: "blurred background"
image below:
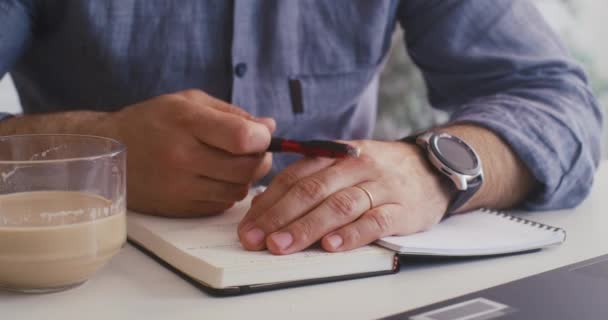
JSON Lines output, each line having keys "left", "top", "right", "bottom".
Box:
{"left": 375, "top": 0, "right": 607, "bottom": 158}
{"left": 0, "top": 0, "right": 606, "bottom": 158}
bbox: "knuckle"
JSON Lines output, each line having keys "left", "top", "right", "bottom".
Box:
{"left": 293, "top": 177, "right": 326, "bottom": 202}
{"left": 260, "top": 214, "right": 286, "bottom": 232}
{"left": 369, "top": 209, "right": 393, "bottom": 235}
{"left": 160, "top": 91, "right": 183, "bottom": 103}
{"left": 357, "top": 153, "right": 375, "bottom": 166}
{"left": 327, "top": 191, "right": 358, "bottom": 219}
{"left": 343, "top": 153, "right": 379, "bottom": 173}
{"left": 223, "top": 104, "right": 248, "bottom": 116}
{"left": 173, "top": 109, "right": 194, "bottom": 126}
{"left": 293, "top": 220, "right": 314, "bottom": 244}
{"left": 343, "top": 228, "right": 361, "bottom": 246}
{"left": 178, "top": 89, "right": 206, "bottom": 100}
{"left": 357, "top": 154, "right": 381, "bottom": 172}
{"left": 160, "top": 98, "right": 195, "bottom": 124}
{"left": 275, "top": 170, "right": 301, "bottom": 189}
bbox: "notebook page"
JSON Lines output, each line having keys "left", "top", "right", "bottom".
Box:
{"left": 144, "top": 217, "right": 389, "bottom": 269}
{"left": 128, "top": 189, "right": 392, "bottom": 272}
{"left": 376, "top": 210, "right": 565, "bottom": 256}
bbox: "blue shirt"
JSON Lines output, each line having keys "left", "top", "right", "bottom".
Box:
{"left": 0, "top": 0, "right": 603, "bottom": 210}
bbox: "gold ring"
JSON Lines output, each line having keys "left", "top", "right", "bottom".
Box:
{"left": 354, "top": 185, "right": 374, "bottom": 210}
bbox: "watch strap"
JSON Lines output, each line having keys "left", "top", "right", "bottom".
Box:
{"left": 445, "top": 174, "right": 483, "bottom": 215}
{"left": 400, "top": 135, "right": 417, "bottom": 144}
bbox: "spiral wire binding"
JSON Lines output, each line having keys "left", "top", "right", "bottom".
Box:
{"left": 479, "top": 208, "right": 566, "bottom": 235}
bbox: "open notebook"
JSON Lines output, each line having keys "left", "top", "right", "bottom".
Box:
{"left": 127, "top": 190, "right": 566, "bottom": 295}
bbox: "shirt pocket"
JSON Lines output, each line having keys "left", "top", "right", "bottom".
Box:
{"left": 295, "top": 1, "right": 398, "bottom": 75}
{"left": 289, "top": 1, "right": 397, "bottom": 118}
{"left": 287, "top": 67, "right": 379, "bottom": 120}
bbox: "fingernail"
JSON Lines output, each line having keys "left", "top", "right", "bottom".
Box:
{"left": 245, "top": 228, "right": 265, "bottom": 246}
{"left": 326, "top": 234, "right": 343, "bottom": 249}
{"left": 270, "top": 232, "right": 293, "bottom": 250}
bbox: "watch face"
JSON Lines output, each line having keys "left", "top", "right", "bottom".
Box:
{"left": 431, "top": 134, "right": 479, "bottom": 175}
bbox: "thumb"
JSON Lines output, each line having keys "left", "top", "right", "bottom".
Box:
{"left": 254, "top": 117, "right": 276, "bottom": 133}
{"left": 205, "top": 99, "right": 275, "bottom": 133}
{"left": 213, "top": 103, "right": 276, "bottom": 134}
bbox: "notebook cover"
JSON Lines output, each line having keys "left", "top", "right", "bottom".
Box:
{"left": 128, "top": 238, "right": 400, "bottom": 296}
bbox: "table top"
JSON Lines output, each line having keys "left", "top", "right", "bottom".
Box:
{"left": 2, "top": 161, "right": 607, "bottom": 320}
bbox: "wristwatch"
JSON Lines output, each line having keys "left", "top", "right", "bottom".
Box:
{"left": 402, "top": 131, "right": 484, "bottom": 215}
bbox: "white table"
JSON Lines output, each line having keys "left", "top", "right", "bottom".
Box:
{"left": 2, "top": 161, "right": 607, "bottom": 320}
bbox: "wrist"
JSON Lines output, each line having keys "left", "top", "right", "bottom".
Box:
{"left": 395, "top": 141, "right": 455, "bottom": 217}
{"left": 399, "top": 129, "right": 485, "bottom": 215}
{"left": 430, "top": 124, "right": 536, "bottom": 211}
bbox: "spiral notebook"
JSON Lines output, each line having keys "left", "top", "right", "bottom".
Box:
{"left": 127, "top": 192, "right": 566, "bottom": 295}
{"left": 377, "top": 209, "right": 566, "bottom": 257}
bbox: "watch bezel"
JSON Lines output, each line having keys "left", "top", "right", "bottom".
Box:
{"left": 429, "top": 133, "right": 481, "bottom": 176}
{"left": 416, "top": 132, "right": 483, "bottom": 191}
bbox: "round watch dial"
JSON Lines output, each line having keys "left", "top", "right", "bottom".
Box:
{"left": 431, "top": 134, "right": 480, "bottom": 175}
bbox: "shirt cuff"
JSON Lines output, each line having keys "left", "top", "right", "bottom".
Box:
{"left": 448, "top": 101, "right": 597, "bottom": 211}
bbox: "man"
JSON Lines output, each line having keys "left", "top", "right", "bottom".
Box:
{"left": 0, "top": 1, "right": 602, "bottom": 255}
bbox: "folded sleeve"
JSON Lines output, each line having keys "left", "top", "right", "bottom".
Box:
{"left": 0, "top": 0, "right": 34, "bottom": 119}
{"left": 398, "top": 0, "right": 603, "bottom": 210}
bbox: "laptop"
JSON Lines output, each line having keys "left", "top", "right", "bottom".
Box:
{"left": 383, "top": 254, "right": 608, "bottom": 320}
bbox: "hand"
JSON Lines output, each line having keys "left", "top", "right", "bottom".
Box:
{"left": 237, "top": 140, "right": 453, "bottom": 254}
{"left": 96, "top": 90, "right": 275, "bottom": 217}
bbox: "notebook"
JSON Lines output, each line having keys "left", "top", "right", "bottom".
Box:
{"left": 127, "top": 190, "right": 566, "bottom": 296}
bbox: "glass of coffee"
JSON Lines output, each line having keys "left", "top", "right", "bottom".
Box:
{"left": 0, "top": 134, "right": 126, "bottom": 293}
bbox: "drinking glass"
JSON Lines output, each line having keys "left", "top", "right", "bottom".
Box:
{"left": 0, "top": 134, "right": 126, "bottom": 293}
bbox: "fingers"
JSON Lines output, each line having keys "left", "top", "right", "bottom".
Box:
{"left": 119, "top": 90, "right": 277, "bottom": 217}
{"left": 240, "top": 156, "right": 336, "bottom": 222}
{"left": 239, "top": 156, "right": 379, "bottom": 251}
{"left": 190, "top": 105, "right": 273, "bottom": 155}
{"left": 238, "top": 157, "right": 336, "bottom": 251}
{"left": 180, "top": 144, "right": 273, "bottom": 184}
{"left": 264, "top": 185, "right": 374, "bottom": 254}
{"left": 176, "top": 90, "right": 275, "bottom": 154}
{"left": 321, "top": 204, "right": 419, "bottom": 252}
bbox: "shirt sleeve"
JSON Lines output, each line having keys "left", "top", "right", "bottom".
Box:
{"left": 397, "top": 0, "right": 603, "bottom": 210}
{"left": 0, "top": 0, "right": 34, "bottom": 119}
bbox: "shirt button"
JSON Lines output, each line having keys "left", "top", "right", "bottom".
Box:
{"left": 234, "top": 63, "right": 248, "bottom": 78}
